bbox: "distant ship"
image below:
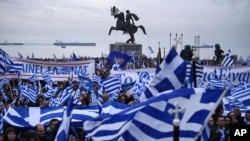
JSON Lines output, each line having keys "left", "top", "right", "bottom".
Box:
{"left": 0, "top": 41, "right": 23, "bottom": 45}
{"left": 53, "top": 40, "right": 96, "bottom": 47}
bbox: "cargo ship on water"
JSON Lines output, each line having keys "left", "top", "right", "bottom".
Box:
{"left": 53, "top": 40, "right": 96, "bottom": 48}
{"left": 0, "top": 41, "right": 23, "bottom": 45}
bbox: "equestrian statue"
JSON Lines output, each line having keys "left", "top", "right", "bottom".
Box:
{"left": 109, "top": 6, "right": 146, "bottom": 43}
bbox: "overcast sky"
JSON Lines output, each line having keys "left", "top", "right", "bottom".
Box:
{"left": 0, "top": 0, "right": 249, "bottom": 59}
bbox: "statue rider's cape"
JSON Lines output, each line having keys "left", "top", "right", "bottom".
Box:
{"left": 130, "top": 13, "right": 139, "bottom": 21}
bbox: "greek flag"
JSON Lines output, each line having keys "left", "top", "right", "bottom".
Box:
{"left": 246, "top": 55, "right": 250, "bottom": 66}
{"left": 111, "top": 63, "right": 121, "bottom": 71}
{"left": 43, "top": 84, "right": 58, "bottom": 99}
{"left": 72, "top": 52, "right": 79, "bottom": 61}
{"left": 3, "top": 105, "right": 101, "bottom": 129}
{"left": 195, "top": 61, "right": 204, "bottom": 79}
{"left": 107, "top": 51, "right": 131, "bottom": 69}
{"left": 231, "top": 82, "right": 250, "bottom": 109}
{"left": 100, "top": 101, "right": 129, "bottom": 115}
{"left": 84, "top": 88, "right": 226, "bottom": 141}
{"left": 142, "top": 47, "right": 188, "bottom": 100}
{"left": 28, "top": 74, "right": 38, "bottom": 82}
{"left": 221, "top": 49, "right": 234, "bottom": 67}
{"left": 20, "top": 85, "right": 37, "bottom": 103}
{"left": 18, "top": 52, "right": 23, "bottom": 58}
{"left": 3, "top": 106, "right": 63, "bottom": 129}
{"left": 54, "top": 95, "right": 74, "bottom": 141}
{"left": 49, "top": 97, "right": 61, "bottom": 107}
{"left": 0, "top": 77, "right": 10, "bottom": 87}
{"left": 53, "top": 54, "right": 57, "bottom": 62}
{"left": 0, "top": 49, "right": 23, "bottom": 74}
{"left": 42, "top": 71, "right": 52, "bottom": 83}
{"left": 207, "top": 79, "right": 225, "bottom": 89}
{"left": 222, "top": 81, "right": 250, "bottom": 117}
{"left": 92, "top": 73, "right": 102, "bottom": 84}
{"left": 148, "top": 46, "right": 154, "bottom": 53}
{"left": 78, "top": 73, "right": 93, "bottom": 92}
{"left": 102, "top": 76, "right": 121, "bottom": 95}
{"left": 59, "top": 86, "right": 73, "bottom": 105}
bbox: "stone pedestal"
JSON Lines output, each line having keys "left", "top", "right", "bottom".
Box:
{"left": 109, "top": 42, "right": 142, "bottom": 58}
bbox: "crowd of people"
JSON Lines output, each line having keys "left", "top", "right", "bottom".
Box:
{"left": 0, "top": 54, "right": 249, "bottom": 141}
{"left": 204, "top": 104, "right": 250, "bottom": 141}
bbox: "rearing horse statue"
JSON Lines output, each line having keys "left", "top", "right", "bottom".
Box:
{"left": 109, "top": 7, "right": 146, "bottom": 43}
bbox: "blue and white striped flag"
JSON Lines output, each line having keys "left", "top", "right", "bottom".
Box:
{"left": 49, "top": 97, "right": 61, "bottom": 107}
{"left": 84, "top": 88, "right": 226, "bottom": 141}
{"left": 53, "top": 54, "right": 57, "bottom": 62}
{"left": 54, "top": 95, "right": 74, "bottom": 141}
{"left": 246, "top": 55, "right": 250, "bottom": 66}
{"left": 6, "top": 62, "right": 23, "bottom": 73}
{"left": 3, "top": 105, "right": 101, "bottom": 129}
{"left": 3, "top": 106, "right": 64, "bottom": 129}
{"left": 72, "top": 52, "right": 79, "bottom": 61}
{"left": 0, "top": 49, "right": 23, "bottom": 74}
{"left": 148, "top": 46, "right": 154, "bottom": 53}
{"left": 221, "top": 49, "right": 234, "bottom": 67}
{"left": 0, "top": 77, "right": 10, "bottom": 87}
{"left": 102, "top": 76, "right": 121, "bottom": 95}
{"left": 43, "top": 84, "right": 58, "bottom": 99}
{"left": 92, "top": 73, "right": 102, "bottom": 84}
{"left": 28, "top": 74, "right": 38, "bottom": 82}
{"left": 42, "top": 71, "right": 52, "bottom": 83}
{"left": 100, "top": 101, "right": 129, "bottom": 115}
{"left": 231, "top": 82, "right": 250, "bottom": 109}
{"left": 196, "top": 62, "right": 204, "bottom": 79}
{"left": 59, "top": 86, "right": 73, "bottom": 105}
{"left": 184, "top": 62, "right": 192, "bottom": 88}
{"left": 141, "top": 47, "right": 188, "bottom": 101}
{"left": 20, "top": 85, "right": 37, "bottom": 103}
{"left": 18, "top": 52, "right": 23, "bottom": 59}
{"left": 207, "top": 79, "right": 225, "bottom": 89}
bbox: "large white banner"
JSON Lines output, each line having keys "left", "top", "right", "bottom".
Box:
{"left": 111, "top": 66, "right": 250, "bottom": 86}
{"left": 0, "top": 58, "right": 95, "bottom": 81}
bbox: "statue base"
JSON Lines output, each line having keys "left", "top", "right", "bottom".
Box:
{"left": 109, "top": 42, "right": 142, "bottom": 58}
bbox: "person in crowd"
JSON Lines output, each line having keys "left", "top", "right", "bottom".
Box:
{"left": 212, "top": 103, "right": 224, "bottom": 124}
{"left": 78, "top": 91, "right": 90, "bottom": 106}
{"left": 68, "top": 134, "right": 77, "bottom": 141}
{"left": 209, "top": 116, "right": 227, "bottom": 141}
{"left": 3, "top": 126, "right": 18, "bottom": 141}
{"left": 21, "top": 131, "right": 35, "bottom": 141}
{"left": 0, "top": 133, "right": 3, "bottom": 141}
{"left": 233, "top": 107, "right": 244, "bottom": 125}
{"left": 34, "top": 123, "right": 52, "bottom": 141}
{"left": 102, "top": 92, "right": 109, "bottom": 103}
{"left": 45, "top": 119, "right": 59, "bottom": 140}
{"left": 244, "top": 110, "right": 250, "bottom": 125}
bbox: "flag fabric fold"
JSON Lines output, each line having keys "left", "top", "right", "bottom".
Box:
{"left": 141, "top": 47, "right": 188, "bottom": 101}
{"left": 107, "top": 51, "right": 132, "bottom": 69}
{"left": 0, "top": 49, "right": 23, "bottom": 74}
{"left": 54, "top": 95, "right": 74, "bottom": 141}
{"left": 84, "top": 88, "right": 226, "bottom": 141}
{"left": 221, "top": 49, "right": 234, "bottom": 67}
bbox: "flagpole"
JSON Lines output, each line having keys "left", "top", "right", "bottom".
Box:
{"left": 168, "top": 102, "right": 185, "bottom": 141}
{"left": 170, "top": 33, "right": 172, "bottom": 49}
{"left": 192, "top": 59, "right": 197, "bottom": 88}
